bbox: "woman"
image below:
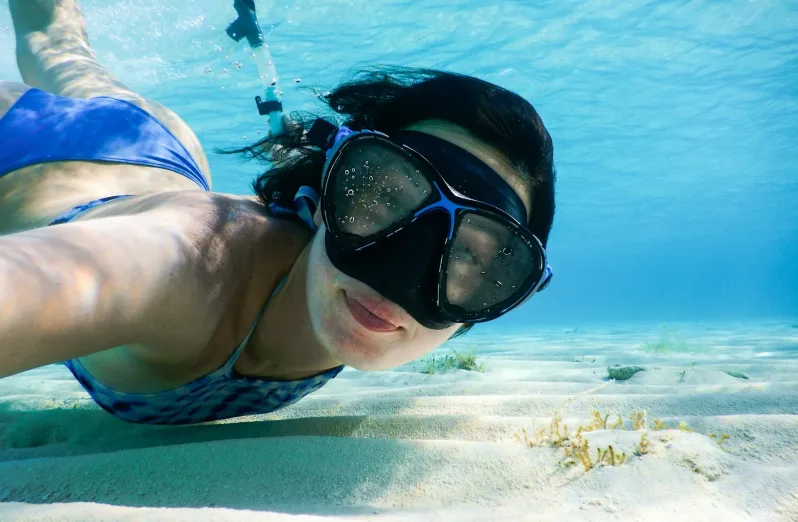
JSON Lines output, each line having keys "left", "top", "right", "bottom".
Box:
{"left": 0, "top": 0, "right": 556, "bottom": 425}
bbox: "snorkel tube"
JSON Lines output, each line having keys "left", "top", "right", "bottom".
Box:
{"left": 226, "top": 0, "right": 283, "bottom": 136}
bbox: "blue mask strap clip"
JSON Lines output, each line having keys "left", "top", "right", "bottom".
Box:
{"left": 268, "top": 186, "right": 320, "bottom": 231}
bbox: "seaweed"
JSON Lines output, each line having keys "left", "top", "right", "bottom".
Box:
{"left": 516, "top": 409, "right": 645, "bottom": 472}
{"left": 420, "top": 348, "right": 484, "bottom": 374}
{"left": 584, "top": 410, "right": 610, "bottom": 432}
{"left": 597, "top": 445, "right": 627, "bottom": 466}
{"left": 630, "top": 409, "right": 648, "bottom": 430}
{"left": 607, "top": 365, "right": 645, "bottom": 381}
{"left": 721, "top": 369, "right": 749, "bottom": 380}
{"left": 514, "top": 408, "right": 725, "bottom": 473}
{"left": 636, "top": 433, "right": 650, "bottom": 455}
{"left": 709, "top": 433, "right": 731, "bottom": 450}
{"left": 640, "top": 326, "right": 698, "bottom": 354}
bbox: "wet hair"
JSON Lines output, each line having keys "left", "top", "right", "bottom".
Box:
{"left": 219, "top": 66, "right": 556, "bottom": 338}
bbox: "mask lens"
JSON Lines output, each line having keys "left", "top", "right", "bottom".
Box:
{"left": 444, "top": 211, "right": 543, "bottom": 316}
{"left": 327, "top": 137, "right": 434, "bottom": 240}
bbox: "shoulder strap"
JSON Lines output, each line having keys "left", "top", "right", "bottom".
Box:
{"left": 225, "top": 185, "right": 318, "bottom": 373}
{"left": 222, "top": 276, "right": 287, "bottom": 373}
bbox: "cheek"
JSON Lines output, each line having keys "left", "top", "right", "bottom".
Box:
{"left": 306, "top": 230, "right": 337, "bottom": 305}
{"left": 306, "top": 229, "right": 351, "bottom": 345}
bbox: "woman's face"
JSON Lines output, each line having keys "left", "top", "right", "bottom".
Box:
{"left": 305, "top": 120, "right": 533, "bottom": 371}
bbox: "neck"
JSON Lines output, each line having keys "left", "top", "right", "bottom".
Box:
{"left": 238, "top": 241, "right": 341, "bottom": 380}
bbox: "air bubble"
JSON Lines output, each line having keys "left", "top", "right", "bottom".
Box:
{"left": 347, "top": 189, "right": 354, "bottom": 196}
{"left": 349, "top": 216, "right": 355, "bottom": 223}
{"left": 495, "top": 281, "right": 503, "bottom": 287}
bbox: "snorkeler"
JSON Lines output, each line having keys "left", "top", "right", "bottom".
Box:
{"left": 0, "top": 0, "right": 556, "bottom": 425}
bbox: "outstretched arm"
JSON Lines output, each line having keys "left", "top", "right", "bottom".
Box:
{"left": 0, "top": 213, "right": 212, "bottom": 378}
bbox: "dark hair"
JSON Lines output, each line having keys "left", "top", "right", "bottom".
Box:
{"left": 220, "top": 66, "right": 556, "bottom": 338}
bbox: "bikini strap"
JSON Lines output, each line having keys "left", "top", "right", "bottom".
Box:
{"left": 225, "top": 185, "right": 318, "bottom": 374}
{"left": 222, "top": 276, "right": 287, "bottom": 374}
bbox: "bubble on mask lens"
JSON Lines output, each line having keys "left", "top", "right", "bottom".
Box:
{"left": 330, "top": 141, "right": 437, "bottom": 238}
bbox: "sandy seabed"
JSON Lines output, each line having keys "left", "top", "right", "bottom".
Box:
{"left": 1, "top": 321, "right": 797, "bottom": 522}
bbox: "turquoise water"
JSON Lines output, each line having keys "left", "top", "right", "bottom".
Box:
{"left": 0, "top": 0, "right": 795, "bottom": 329}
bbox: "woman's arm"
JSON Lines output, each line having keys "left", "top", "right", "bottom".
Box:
{"left": 0, "top": 213, "right": 215, "bottom": 378}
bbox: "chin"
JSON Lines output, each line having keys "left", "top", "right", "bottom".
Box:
{"left": 313, "top": 289, "right": 405, "bottom": 370}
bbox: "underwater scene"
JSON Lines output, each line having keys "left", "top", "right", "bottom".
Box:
{"left": 0, "top": 0, "right": 796, "bottom": 520}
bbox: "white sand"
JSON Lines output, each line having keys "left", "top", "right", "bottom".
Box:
{"left": 1, "top": 321, "right": 797, "bottom": 521}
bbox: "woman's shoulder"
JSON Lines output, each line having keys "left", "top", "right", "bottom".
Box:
{"left": 76, "top": 189, "right": 314, "bottom": 273}
{"left": 85, "top": 190, "right": 313, "bottom": 243}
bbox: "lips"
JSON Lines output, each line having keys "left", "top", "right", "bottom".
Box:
{"left": 344, "top": 291, "right": 402, "bottom": 332}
